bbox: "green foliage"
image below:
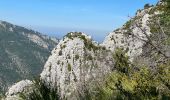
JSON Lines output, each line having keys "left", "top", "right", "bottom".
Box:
{"left": 101, "top": 46, "right": 106, "bottom": 50}
{"left": 77, "top": 87, "right": 94, "bottom": 100}
{"left": 65, "top": 32, "right": 100, "bottom": 51}
{"left": 162, "top": 0, "right": 170, "bottom": 10}
{"left": 65, "top": 32, "right": 85, "bottom": 40}
{"left": 144, "top": 3, "right": 152, "bottom": 9}
{"left": 60, "top": 45, "right": 66, "bottom": 49}
{"left": 159, "top": 0, "right": 170, "bottom": 32}
{"left": 57, "top": 60, "right": 60, "bottom": 65}
{"left": 86, "top": 42, "right": 99, "bottom": 51}
{"left": 0, "top": 93, "right": 5, "bottom": 100}
{"left": 90, "top": 63, "right": 170, "bottom": 100}
{"left": 87, "top": 55, "right": 93, "bottom": 60}
{"left": 67, "top": 63, "right": 72, "bottom": 72}
{"left": 124, "top": 20, "right": 132, "bottom": 30}
{"left": 20, "top": 78, "right": 59, "bottom": 100}
{"left": 97, "top": 72, "right": 138, "bottom": 100}
{"left": 113, "top": 48, "right": 130, "bottom": 74}
{"left": 148, "top": 0, "right": 170, "bottom": 57}
{"left": 75, "top": 54, "right": 79, "bottom": 60}
{"left": 80, "top": 47, "right": 170, "bottom": 100}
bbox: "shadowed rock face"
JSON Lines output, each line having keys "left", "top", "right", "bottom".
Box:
{"left": 0, "top": 21, "right": 58, "bottom": 93}
{"left": 40, "top": 32, "right": 114, "bottom": 99}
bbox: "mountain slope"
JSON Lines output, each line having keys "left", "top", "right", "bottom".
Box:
{"left": 0, "top": 21, "right": 58, "bottom": 93}
{"left": 4, "top": 0, "right": 170, "bottom": 100}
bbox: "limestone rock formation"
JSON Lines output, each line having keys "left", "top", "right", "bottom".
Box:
{"left": 40, "top": 32, "right": 114, "bottom": 99}
{"left": 102, "top": 7, "right": 153, "bottom": 61}
{"left": 5, "top": 80, "right": 32, "bottom": 100}
{"left": 4, "top": 1, "right": 168, "bottom": 99}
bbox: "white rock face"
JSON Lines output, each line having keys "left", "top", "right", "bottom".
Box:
{"left": 20, "top": 31, "right": 58, "bottom": 50}
{"left": 27, "top": 34, "right": 49, "bottom": 49}
{"left": 5, "top": 80, "right": 33, "bottom": 100}
{"left": 9, "top": 27, "right": 13, "bottom": 32}
{"left": 102, "top": 8, "right": 152, "bottom": 61}
{"left": 41, "top": 32, "right": 114, "bottom": 99}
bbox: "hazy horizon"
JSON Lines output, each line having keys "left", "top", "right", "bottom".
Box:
{"left": 0, "top": 0, "right": 158, "bottom": 42}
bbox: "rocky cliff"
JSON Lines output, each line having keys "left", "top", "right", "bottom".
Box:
{"left": 41, "top": 32, "right": 114, "bottom": 99}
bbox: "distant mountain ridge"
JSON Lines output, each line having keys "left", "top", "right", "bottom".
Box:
{"left": 0, "top": 21, "right": 59, "bottom": 93}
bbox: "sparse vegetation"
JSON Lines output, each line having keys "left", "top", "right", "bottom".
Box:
{"left": 123, "top": 20, "right": 132, "bottom": 30}
{"left": 65, "top": 32, "right": 100, "bottom": 51}
{"left": 67, "top": 63, "right": 72, "bottom": 72}
{"left": 113, "top": 48, "right": 130, "bottom": 74}
{"left": 144, "top": 3, "right": 153, "bottom": 9}
{"left": 61, "top": 45, "right": 66, "bottom": 49}
{"left": 79, "top": 49, "right": 170, "bottom": 100}
{"left": 57, "top": 60, "right": 60, "bottom": 65}
{"left": 77, "top": 1, "right": 170, "bottom": 99}
{"left": 58, "top": 50, "right": 62, "bottom": 56}
{"left": 75, "top": 54, "right": 79, "bottom": 60}
{"left": 0, "top": 93, "right": 5, "bottom": 100}
{"left": 87, "top": 55, "right": 93, "bottom": 60}
{"left": 20, "top": 78, "right": 59, "bottom": 100}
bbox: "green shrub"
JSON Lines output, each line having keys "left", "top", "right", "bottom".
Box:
{"left": 87, "top": 55, "right": 93, "bottom": 60}
{"left": 58, "top": 50, "right": 62, "bottom": 56}
{"left": 61, "top": 45, "right": 66, "bottom": 49}
{"left": 124, "top": 20, "right": 132, "bottom": 30}
{"left": 67, "top": 63, "right": 72, "bottom": 72}
{"left": 65, "top": 32, "right": 100, "bottom": 51}
{"left": 20, "top": 78, "right": 60, "bottom": 100}
{"left": 0, "top": 93, "right": 5, "bottom": 100}
{"left": 113, "top": 48, "right": 130, "bottom": 74}
{"left": 67, "top": 54, "right": 71, "bottom": 59}
{"left": 57, "top": 60, "right": 60, "bottom": 65}
{"left": 75, "top": 54, "right": 79, "bottom": 60}
{"left": 144, "top": 3, "right": 152, "bottom": 9}
{"left": 79, "top": 48, "right": 170, "bottom": 100}
{"left": 90, "top": 64, "right": 170, "bottom": 100}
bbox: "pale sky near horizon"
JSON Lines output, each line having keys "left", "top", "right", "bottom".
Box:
{"left": 0, "top": 0, "right": 158, "bottom": 42}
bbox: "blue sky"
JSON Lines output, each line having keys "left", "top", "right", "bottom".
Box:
{"left": 0, "top": 0, "right": 158, "bottom": 42}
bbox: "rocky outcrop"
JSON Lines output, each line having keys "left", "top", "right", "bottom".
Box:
{"left": 102, "top": 7, "right": 153, "bottom": 61}
{"left": 5, "top": 80, "right": 32, "bottom": 100}
{"left": 40, "top": 32, "right": 114, "bottom": 99}
{"left": 4, "top": 1, "right": 167, "bottom": 100}
{"left": 102, "top": 1, "right": 166, "bottom": 62}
